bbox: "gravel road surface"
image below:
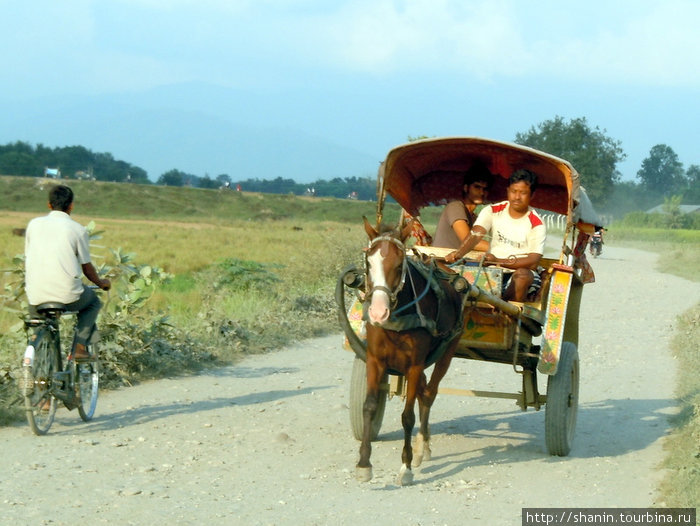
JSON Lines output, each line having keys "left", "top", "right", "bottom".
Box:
{"left": 1, "top": 243, "right": 697, "bottom": 526}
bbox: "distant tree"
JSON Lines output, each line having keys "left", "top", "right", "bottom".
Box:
{"left": 514, "top": 116, "right": 626, "bottom": 206}
{"left": 0, "top": 140, "right": 34, "bottom": 156}
{"left": 56, "top": 145, "right": 94, "bottom": 175}
{"left": 603, "top": 181, "right": 656, "bottom": 217}
{"left": 685, "top": 165, "right": 700, "bottom": 203}
{"left": 198, "top": 175, "right": 220, "bottom": 189}
{"left": 157, "top": 169, "right": 188, "bottom": 186}
{"left": 126, "top": 166, "right": 150, "bottom": 184}
{"left": 636, "top": 144, "right": 685, "bottom": 196}
{"left": 0, "top": 141, "right": 151, "bottom": 182}
{"left": 216, "top": 174, "right": 231, "bottom": 186}
{"left": 661, "top": 195, "right": 685, "bottom": 229}
{"left": 0, "top": 151, "right": 39, "bottom": 176}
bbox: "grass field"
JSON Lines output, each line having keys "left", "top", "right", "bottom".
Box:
{"left": 0, "top": 176, "right": 697, "bottom": 506}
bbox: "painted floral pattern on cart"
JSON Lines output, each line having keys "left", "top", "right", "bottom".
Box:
{"left": 539, "top": 270, "right": 573, "bottom": 375}
{"left": 344, "top": 298, "right": 366, "bottom": 350}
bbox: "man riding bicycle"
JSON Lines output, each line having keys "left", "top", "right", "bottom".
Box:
{"left": 25, "top": 185, "right": 111, "bottom": 360}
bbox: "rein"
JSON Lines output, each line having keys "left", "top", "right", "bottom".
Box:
{"left": 392, "top": 261, "right": 434, "bottom": 318}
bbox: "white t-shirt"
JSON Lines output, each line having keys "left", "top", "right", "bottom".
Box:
{"left": 25, "top": 210, "right": 92, "bottom": 305}
{"left": 474, "top": 201, "right": 546, "bottom": 259}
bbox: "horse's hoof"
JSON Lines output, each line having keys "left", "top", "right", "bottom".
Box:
{"left": 423, "top": 447, "right": 432, "bottom": 462}
{"left": 356, "top": 466, "right": 373, "bottom": 482}
{"left": 397, "top": 464, "right": 414, "bottom": 486}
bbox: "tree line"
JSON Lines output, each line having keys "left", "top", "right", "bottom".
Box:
{"left": 513, "top": 117, "right": 699, "bottom": 213}
{"left": 0, "top": 116, "right": 697, "bottom": 217}
{"left": 0, "top": 141, "right": 150, "bottom": 184}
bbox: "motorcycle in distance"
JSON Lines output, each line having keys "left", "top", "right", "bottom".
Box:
{"left": 589, "top": 229, "right": 604, "bottom": 258}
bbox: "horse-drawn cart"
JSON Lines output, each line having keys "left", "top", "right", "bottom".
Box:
{"left": 336, "top": 137, "right": 600, "bottom": 482}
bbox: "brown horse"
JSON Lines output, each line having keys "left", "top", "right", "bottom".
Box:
{"left": 357, "top": 217, "right": 465, "bottom": 485}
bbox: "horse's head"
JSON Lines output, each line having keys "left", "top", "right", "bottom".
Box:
{"left": 363, "top": 216, "right": 413, "bottom": 326}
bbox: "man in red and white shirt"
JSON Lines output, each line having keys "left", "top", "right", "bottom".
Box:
{"left": 446, "top": 169, "right": 546, "bottom": 301}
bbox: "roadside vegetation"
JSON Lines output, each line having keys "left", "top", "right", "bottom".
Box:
{"left": 0, "top": 176, "right": 696, "bottom": 506}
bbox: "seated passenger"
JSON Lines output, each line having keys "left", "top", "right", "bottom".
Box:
{"left": 445, "top": 169, "right": 546, "bottom": 302}
{"left": 432, "top": 161, "right": 493, "bottom": 252}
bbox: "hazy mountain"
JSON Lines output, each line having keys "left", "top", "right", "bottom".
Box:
{"left": 0, "top": 83, "right": 381, "bottom": 182}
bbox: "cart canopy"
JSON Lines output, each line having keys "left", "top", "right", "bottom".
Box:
{"left": 378, "top": 137, "right": 600, "bottom": 227}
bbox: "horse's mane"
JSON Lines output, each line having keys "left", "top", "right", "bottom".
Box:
{"left": 376, "top": 222, "right": 399, "bottom": 236}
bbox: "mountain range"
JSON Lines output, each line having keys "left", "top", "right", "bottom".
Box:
{"left": 0, "top": 83, "right": 382, "bottom": 183}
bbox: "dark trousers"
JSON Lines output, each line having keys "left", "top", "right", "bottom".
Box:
{"left": 29, "top": 287, "right": 101, "bottom": 347}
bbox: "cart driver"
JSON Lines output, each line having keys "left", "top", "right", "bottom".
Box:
{"left": 445, "top": 169, "right": 546, "bottom": 302}
{"left": 432, "top": 161, "right": 493, "bottom": 251}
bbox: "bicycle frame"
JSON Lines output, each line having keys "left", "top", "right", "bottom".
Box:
{"left": 25, "top": 313, "right": 73, "bottom": 404}
{"left": 22, "top": 306, "right": 100, "bottom": 434}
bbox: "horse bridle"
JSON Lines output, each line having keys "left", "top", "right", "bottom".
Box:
{"left": 364, "top": 234, "right": 408, "bottom": 308}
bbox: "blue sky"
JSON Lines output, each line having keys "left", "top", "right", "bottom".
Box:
{"left": 2, "top": 0, "right": 698, "bottom": 182}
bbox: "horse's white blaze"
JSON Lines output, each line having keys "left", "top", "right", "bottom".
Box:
{"left": 367, "top": 249, "right": 391, "bottom": 325}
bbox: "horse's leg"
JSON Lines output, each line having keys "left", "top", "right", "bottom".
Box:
{"left": 414, "top": 339, "right": 459, "bottom": 467}
{"left": 397, "top": 365, "right": 422, "bottom": 486}
{"left": 413, "top": 400, "right": 431, "bottom": 465}
{"left": 356, "top": 355, "right": 384, "bottom": 482}
{"left": 412, "top": 372, "right": 430, "bottom": 467}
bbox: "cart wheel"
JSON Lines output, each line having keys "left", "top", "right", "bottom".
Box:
{"left": 545, "top": 342, "right": 579, "bottom": 456}
{"left": 349, "top": 356, "right": 387, "bottom": 441}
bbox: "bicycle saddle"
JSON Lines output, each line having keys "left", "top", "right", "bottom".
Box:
{"left": 36, "top": 302, "right": 67, "bottom": 313}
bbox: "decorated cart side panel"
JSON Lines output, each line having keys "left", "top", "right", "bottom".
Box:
{"left": 539, "top": 266, "right": 575, "bottom": 374}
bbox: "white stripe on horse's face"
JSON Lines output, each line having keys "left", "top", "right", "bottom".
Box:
{"left": 367, "top": 248, "right": 391, "bottom": 325}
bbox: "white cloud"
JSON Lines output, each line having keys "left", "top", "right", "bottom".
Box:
{"left": 2, "top": 0, "right": 698, "bottom": 97}
{"left": 289, "top": 0, "right": 700, "bottom": 86}
{"left": 538, "top": 1, "right": 700, "bottom": 86}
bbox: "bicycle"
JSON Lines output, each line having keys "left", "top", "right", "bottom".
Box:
{"left": 20, "top": 291, "right": 102, "bottom": 435}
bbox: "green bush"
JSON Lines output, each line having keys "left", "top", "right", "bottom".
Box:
{"left": 211, "top": 258, "right": 282, "bottom": 291}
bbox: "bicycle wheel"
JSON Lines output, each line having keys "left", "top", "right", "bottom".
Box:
{"left": 24, "top": 328, "right": 59, "bottom": 435}
{"left": 76, "top": 343, "right": 99, "bottom": 421}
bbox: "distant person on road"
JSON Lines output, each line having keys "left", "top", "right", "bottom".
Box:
{"left": 25, "top": 185, "right": 111, "bottom": 359}
{"left": 591, "top": 227, "right": 604, "bottom": 244}
{"left": 445, "top": 169, "right": 546, "bottom": 302}
{"left": 432, "top": 161, "right": 493, "bottom": 252}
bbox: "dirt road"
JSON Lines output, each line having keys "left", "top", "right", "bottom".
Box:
{"left": 1, "top": 243, "right": 697, "bottom": 526}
